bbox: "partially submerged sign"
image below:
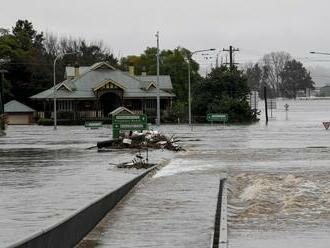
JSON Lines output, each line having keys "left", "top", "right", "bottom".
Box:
{"left": 85, "top": 121, "right": 103, "bottom": 129}
{"left": 112, "top": 114, "right": 148, "bottom": 138}
{"left": 323, "top": 122, "right": 330, "bottom": 130}
{"left": 207, "top": 113, "right": 228, "bottom": 123}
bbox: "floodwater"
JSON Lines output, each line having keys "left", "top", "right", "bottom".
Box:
{"left": 85, "top": 99, "right": 330, "bottom": 247}
{"left": 1, "top": 99, "right": 330, "bottom": 247}
{"left": 0, "top": 125, "right": 172, "bottom": 246}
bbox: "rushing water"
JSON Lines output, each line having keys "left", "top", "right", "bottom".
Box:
{"left": 1, "top": 99, "right": 330, "bottom": 247}
{"left": 91, "top": 99, "right": 330, "bottom": 247}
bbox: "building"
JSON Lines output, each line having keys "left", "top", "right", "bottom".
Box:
{"left": 31, "top": 62, "right": 175, "bottom": 120}
{"left": 4, "top": 100, "right": 36, "bottom": 125}
{"left": 319, "top": 85, "right": 330, "bottom": 97}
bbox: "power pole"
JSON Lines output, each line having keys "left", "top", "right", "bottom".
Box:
{"left": 223, "top": 45, "right": 239, "bottom": 69}
{"left": 155, "top": 31, "right": 160, "bottom": 126}
{"left": 264, "top": 86, "right": 269, "bottom": 124}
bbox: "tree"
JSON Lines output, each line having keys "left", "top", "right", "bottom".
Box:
{"left": 120, "top": 47, "right": 200, "bottom": 120}
{"left": 193, "top": 66, "right": 257, "bottom": 123}
{"left": 0, "top": 20, "right": 118, "bottom": 103}
{"left": 246, "top": 63, "right": 262, "bottom": 90}
{"left": 261, "top": 51, "right": 291, "bottom": 96}
{"left": 280, "top": 59, "right": 315, "bottom": 98}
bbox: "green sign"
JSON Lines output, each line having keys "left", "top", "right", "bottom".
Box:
{"left": 207, "top": 113, "right": 228, "bottom": 122}
{"left": 113, "top": 115, "right": 147, "bottom": 124}
{"left": 112, "top": 114, "right": 147, "bottom": 138}
{"left": 85, "top": 121, "right": 103, "bottom": 129}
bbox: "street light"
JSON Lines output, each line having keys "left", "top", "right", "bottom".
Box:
{"left": 155, "top": 31, "right": 160, "bottom": 126}
{"left": 53, "top": 52, "right": 78, "bottom": 130}
{"left": 310, "top": 51, "right": 330, "bottom": 55}
{"left": 187, "top": 48, "right": 216, "bottom": 128}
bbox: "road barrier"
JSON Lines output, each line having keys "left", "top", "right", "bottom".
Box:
{"left": 7, "top": 165, "right": 159, "bottom": 248}
{"left": 211, "top": 178, "right": 227, "bottom": 248}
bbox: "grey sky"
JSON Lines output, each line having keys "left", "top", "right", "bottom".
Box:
{"left": 3, "top": 0, "right": 330, "bottom": 84}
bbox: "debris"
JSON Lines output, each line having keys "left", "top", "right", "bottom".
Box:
{"left": 97, "top": 130, "right": 184, "bottom": 152}
{"left": 117, "top": 161, "right": 156, "bottom": 169}
{"left": 123, "top": 138, "right": 132, "bottom": 144}
{"left": 115, "top": 149, "right": 156, "bottom": 169}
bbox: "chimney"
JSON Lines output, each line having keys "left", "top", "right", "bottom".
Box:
{"left": 74, "top": 62, "right": 80, "bottom": 78}
{"left": 128, "top": 66, "right": 135, "bottom": 76}
{"left": 141, "top": 72, "right": 147, "bottom": 76}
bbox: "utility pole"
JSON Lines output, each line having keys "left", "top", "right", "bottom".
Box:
{"left": 155, "top": 31, "right": 160, "bottom": 126}
{"left": 223, "top": 45, "right": 239, "bottom": 69}
{"left": 264, "top": 86, "right": 269, "bottom": 124}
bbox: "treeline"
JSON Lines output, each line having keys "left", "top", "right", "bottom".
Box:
{"left": 245, "top": 52, "right": 315, "bottom": 99}
{"left": 0, "top": 19, "right": 259, "bottom": 123}
{"left": 5, "top": 19, "right": 318, "bottom": 123}
{"left": 0, "top": 20, "right": 117, "bottom": 102}
{"left": 121, "top": 48, "right": 256, "bottom": 123}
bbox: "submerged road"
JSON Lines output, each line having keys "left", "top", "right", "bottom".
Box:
{"left": 1, "top": 99, "right": 330, "bottom": 247}
{"left": 79, "top": 171, "right": 224, "bottom": 248}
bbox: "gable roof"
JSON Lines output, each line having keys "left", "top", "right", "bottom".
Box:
{"left": 31, "top": 62, "right": 175, "bottom": 100}
{"left": 93, "top": 78, "right": 126, "bottom": 91}
{"left": 136, "top": 75, "right": 173, "bottom": 90}
{"left": 110, "top": 106, "right": 134, "bottom": 116}
{"left": 5, "top": 100, "right": 35, "bottom": 113}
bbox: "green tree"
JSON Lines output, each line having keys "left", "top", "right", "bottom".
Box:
{"left": 246, "top": 63, "right": 262, "bottom": 90}
{"left": 120, "top": 47, "right": 200, "bottom": 120}
{"left": 193, "top": 66, "right": 257, "bottom": 123}
{"left": 280, "top": 59, "right": 315, "bottom": 98}
{"left": 0, "top": 20, "right": 118, "bottom": 103}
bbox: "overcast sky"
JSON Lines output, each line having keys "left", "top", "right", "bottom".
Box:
{"left": 3, "top": 0, "right": 330, "bottom": 84}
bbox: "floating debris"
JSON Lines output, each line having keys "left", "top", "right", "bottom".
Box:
{"left": 111, "top": 149, "right": 156, "bottom": 169}
{"left": 97, "top": 130, "right": 184, "bottom": 152}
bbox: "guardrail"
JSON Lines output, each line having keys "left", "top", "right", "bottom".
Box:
{"left": 7, "top": 165, "right": 159, "bottom": 248}
{"left": 211, "top": 178, "right": 227, "bottom": 248}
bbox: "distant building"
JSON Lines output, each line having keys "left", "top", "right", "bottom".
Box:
{"left": 4, "top": 100, "right": 36, "bottom": 125}
{"left": 319, "top": 85, "right": 330, "bottom": 97}
{"left": 31, "top": 62, "right": 175, "bottom": 120}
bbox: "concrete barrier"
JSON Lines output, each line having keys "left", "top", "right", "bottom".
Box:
{"left": 211, "top": 178, "right": 227, "bottom": 248}
{"left": 7, "top": 165, "right": 158, "bottom": 248}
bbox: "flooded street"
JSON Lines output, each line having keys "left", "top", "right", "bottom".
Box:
{"left": 0, "top": 126, "right": 172, "bottom": 246}
{"left": 1, "top": 99, "right": 330, "bottom": 247}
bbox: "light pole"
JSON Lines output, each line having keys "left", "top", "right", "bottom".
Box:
{"left": 155, "top": 31, "right": 160, "bottom": 126}
{"left": 187, "top": 48, "right": 215, "bottom": 128}
{"left": 310, "top": 51, "right": 330, "bottom": 55}
{"left": 53, "top": 52, "right": 77, "bottom": 130}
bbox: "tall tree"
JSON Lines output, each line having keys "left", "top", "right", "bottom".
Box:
{"left": 0, "top": 20, "right": 118, "bottom": 103}
{"left": 262, "top": 51, "right": 291, "bottom": 96}
{"left": 246, "top": 63, "right": 262, "bottom": 90}
{"left": 120, "top": 47, "right": 200, "bottom": 120}
{"left": 193, "top": 66, "right": 256, "bottom": 123}
{"left": 280, "top": 59, "right": 315, "bottom": 98}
